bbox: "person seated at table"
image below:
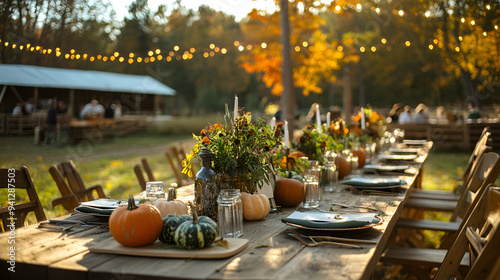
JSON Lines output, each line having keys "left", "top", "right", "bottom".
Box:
{"left": 467, "top": 102, "right": 481, "bottom": 121}
{"left": 412, "top": 103, "right": 429, "bottom": 124}
{"left": 398, "top": 105, "right": 412, "bottom": 124}
{"left": 388, "top": 103, "right": 404, "bottom": 123}
{"left": 80, "top": 99, "right": 105, "bottom": 120}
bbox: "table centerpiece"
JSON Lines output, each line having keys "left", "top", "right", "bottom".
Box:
{"left": 182, "top": 105, "right": 282, "bottom": 219}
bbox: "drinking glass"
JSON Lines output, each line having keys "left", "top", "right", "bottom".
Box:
{"left": 142, "top": 181, "right": 165, "bottom": 202}
{"left": 323, "top": 161, "right": 338, "bottom": 192}
{"left": 303, "top": 175, "right": 320, "bottom": 208}
{"left": 217, "top": 189, "right": 243, "bottom": 238}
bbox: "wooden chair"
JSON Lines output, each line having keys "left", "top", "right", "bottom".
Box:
{"left": 381, "top": 185, "right": 500, "bottom": 280}
{"left": 403, "top": 145, "right": 496, "bottom": 214}
{"left": 0, "top": 166, "right": 47, "bottom": 232}
{"left": 409, "top": 127, "right": 491, "bottom": 201}
{"left": 396, "top": 152, "right": 500, "bottom": 248}
{"left": 49, "top": 160, "right": 106, "bottom": 212}
{"left": 134, "top": 158, "right": 156, "bottom": 191}
{"left": 166, "top": 145, "right": 195, "bottom": 186}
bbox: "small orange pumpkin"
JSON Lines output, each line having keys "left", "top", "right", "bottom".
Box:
{"left": 351, "top": 147, "right": 367, "bottom": 168}
{"left": 240, "top": 192, "right": 270, "bottom": 220}
{"left": 274, "top": 178, "right": 305, "bottom": 207}
{"left": 109, "top": 194, "right": 163, "bottom": 247}
{"left": 153, "top": 187, "right": 189, "bottom": 218}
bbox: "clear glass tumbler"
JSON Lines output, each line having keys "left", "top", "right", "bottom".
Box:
{"left": 323, "top": 161, "right": 338, "bottom": 192}
{"left": 217, "top": 189, "right": 243, "bottom": 238}
{"left": 303, "top": 175, "right": 320, "bottom": 208}
{"left": 142, "top": 181, "right": 165, "bottom": 202}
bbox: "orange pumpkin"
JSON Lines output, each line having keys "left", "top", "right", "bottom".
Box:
{"left": 351, "top": 147, "right": 367, "bottom": 168}
{"left": 109, "top": 194, "right": 163, "bottom": 247}
{"left": 335, "top": 156, "right": 351, "bottom": 179}
{"left": 153, "top": 187, "right": 189, "bottom": 218}
{"left": 240, "top": 192, "right": 270, "bottom": 220}
{"left": 274, "top": 178, "right": 305, "bottom": 207}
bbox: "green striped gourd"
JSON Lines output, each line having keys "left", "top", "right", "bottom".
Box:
{"left": 174, "top": 202, "right": 218, "bottom": 250}
{"left": 159, "top": 214, "right": 193, "bottom": 244}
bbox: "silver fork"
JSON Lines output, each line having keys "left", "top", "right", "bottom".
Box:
{"left": 330, "top": 203, "right": 378, "bottom": 211}
{"left": 287, "top": 231, "right": 363, "bottom": 249}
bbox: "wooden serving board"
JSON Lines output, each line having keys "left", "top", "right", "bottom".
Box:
{"left": 90, "top": 237, "right": 249, "bottom": 259}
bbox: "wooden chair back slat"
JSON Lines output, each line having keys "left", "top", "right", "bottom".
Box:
{"left": 134, "top": 164, "right": 147, "bottom": 191}
{"left": 436, "top": 186, "right": 500, "bottom": 280}
{"left": 49, "top": 165, "right": 72, "bottom": 197}
{"left": 141, "top": 158, "right": 155, "bottom": 182}
{"left": 0, "top": 166, "right": 46, "bottom": 231}
{"left": 463, "top": 128, "right": 490, "bottom": 181}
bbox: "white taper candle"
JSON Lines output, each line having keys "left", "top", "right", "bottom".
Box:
{"left": 315, "top": 104, "right": 322, "bottom": 134}
{"left": 284, "top": 120, "right": 289, "bottom": 148}
{"left": 234, "top": 95, "right": 238, "bottom": 121}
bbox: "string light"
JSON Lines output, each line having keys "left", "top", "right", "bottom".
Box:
{"left": 261, "top": 42, "right": 267, "bottom": 48}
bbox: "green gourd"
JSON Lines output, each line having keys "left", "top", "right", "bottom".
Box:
{"left": 159, "top": 214, "right": 193, "bottom": 244}
{"left": 174, "top": 203, "right": 218, "bottom": 250}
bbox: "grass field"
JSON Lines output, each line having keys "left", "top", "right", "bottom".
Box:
{"left": 0, "top": 133, "right": 197, "bottom": 221}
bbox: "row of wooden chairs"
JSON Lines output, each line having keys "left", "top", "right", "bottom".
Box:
{"left": 135, "top": 143, "right": 196, "bottom": 191}
{"left": 380, "top": 126, "right": 500, "bottom": 278}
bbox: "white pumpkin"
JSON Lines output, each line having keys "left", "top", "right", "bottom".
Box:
{"left": 240, "top": 192, "right": 270, "bottom": 220}
{"left": 153, "top": 187, "right": 189, "bottom": 218}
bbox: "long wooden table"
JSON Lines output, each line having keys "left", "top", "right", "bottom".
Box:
{"left": 0, "top": 144, "right": 431, "bottom": 280}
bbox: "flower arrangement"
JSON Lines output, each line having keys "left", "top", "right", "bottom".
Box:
{"left": 352, "top": 107, "right": 386, "bottom": 141}
{"left": 183, "top": 105, "right": 281, "bottom": 192}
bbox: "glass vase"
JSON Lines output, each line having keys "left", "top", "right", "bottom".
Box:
{"left": 194, "top": 146, "right": 218, "bottom": 221}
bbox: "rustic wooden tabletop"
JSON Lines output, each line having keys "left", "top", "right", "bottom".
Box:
{"left": 0, "top": 144, "right": 431, "bottom": 280}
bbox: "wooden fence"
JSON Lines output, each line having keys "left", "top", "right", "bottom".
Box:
{"left": 388, "top": 121, "right": 500, "bottom": 150}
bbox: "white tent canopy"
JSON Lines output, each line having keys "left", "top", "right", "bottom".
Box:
{"left": 0, "top": 64, "right": 176, "bottom": 96}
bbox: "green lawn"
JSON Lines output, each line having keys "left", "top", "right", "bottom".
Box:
{"left": 1, "top": 133, "right": 196, "bottom": 222}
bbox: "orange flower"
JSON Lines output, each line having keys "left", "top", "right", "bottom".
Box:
{"left": 202, "top": 136, "right": 211, "bottom": 145}
{"left": 213, "top": 123, "right": 221, "bottom": 130}
{"left": 343, "top": 128, "right": 349, "bottom": 136}
{"left": 354, "top": 114, "right": 361, "bottom": 122}
{"left": 200, "top": 129, "right": 206, "bottom": 137}
{"left": 276, "top": 122, "right": 283, "bottom": 128}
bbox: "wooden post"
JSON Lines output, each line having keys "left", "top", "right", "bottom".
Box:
{"left": 135, "top": 94, "right": 141, "bottom": 113}
{"left": 69, "top": 89, "right": 75, "bottom": 118}
{"left": 0, "top": 85, "right": 6, "bottom": 105}
{"left": 343, "top": 65, "right": 352, "bottom": 124}
{"left": 154, "top": 94, "right": 160, "bottom": 115}
{"left": 33, "top": 87, "right": 39, "bottom": 107}
{"left": 280, "top": 0, "right": 296, "bottom": 139}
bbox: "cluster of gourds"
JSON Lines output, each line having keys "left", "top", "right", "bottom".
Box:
{"left": 109, "top": 194, "right": 218, "bottom": 250}
{"left": 109, "top": 190, "right": 273, "bottom": 249}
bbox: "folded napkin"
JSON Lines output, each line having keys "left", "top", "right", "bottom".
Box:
{"left": 402, "top": 139, "right": 427, "bottom": 145}
{"left": 282, "top": 211, "right": 378, "bottom": 229}
{"left": 388, "top": 148, "right": 421, "bottom": 154}
{"left": 364, "top": 165, "right": 411, "bottom": 172}
{"left": 341, "top": 177, "right": 406, "bottom": 187}
{"left": 75, "top": 205, "right": 114, "bottom": 215}
{"left": 377, "top": 154, "right": 418, "bottom": 161}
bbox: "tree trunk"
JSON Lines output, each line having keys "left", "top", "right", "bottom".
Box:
{"left": 343, "top": 65, "right": 352, "bottom": 124}
{"left": 280, "top": 0, "right": 296, "bottom": 139}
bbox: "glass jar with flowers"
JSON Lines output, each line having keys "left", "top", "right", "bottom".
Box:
{"left": 182, "top": 105, "right": 281, "bottom": 218}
